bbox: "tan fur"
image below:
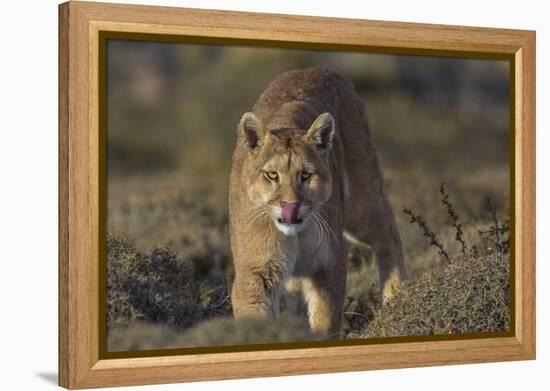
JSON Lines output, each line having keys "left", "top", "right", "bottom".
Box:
{"left": 229, "top": 67, "right": 406, "bottom": 337}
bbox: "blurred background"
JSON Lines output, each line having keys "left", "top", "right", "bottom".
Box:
{"left": 106, "top": 40, "right": 510, "bottom": 351}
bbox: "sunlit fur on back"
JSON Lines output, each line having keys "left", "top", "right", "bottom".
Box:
{"left": 229, "top": 67, "right": 406, "bottom": 336}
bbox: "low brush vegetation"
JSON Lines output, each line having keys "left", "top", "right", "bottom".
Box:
{"left": 106, "top": 176, "right": 510, "bottom": 351}
{"left": 107, "top": 235, "right": 231, "bottom": 333}
{"left": 360, "top": 186, "right": 509, "bottom": 337}
{"left": 360, "top": 247, "right": 509, "bottom": 338}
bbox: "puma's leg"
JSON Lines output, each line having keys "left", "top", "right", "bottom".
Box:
{"left": 346, "top": 188, "right": 406, "bottom": 303}
{"left": 302, "top": 264, "right": 346, "bottom": 337}
{"left": 231, "top": 271, "right": 275, "bottom": 318}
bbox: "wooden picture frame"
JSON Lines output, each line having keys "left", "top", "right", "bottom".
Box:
{"left": 58, "top": 1, "right": 536, "bottom": 389}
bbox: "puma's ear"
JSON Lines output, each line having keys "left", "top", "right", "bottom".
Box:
{"left": 306, "top": 112, "right": 335, "bottom": 149}
{"left": 239, "top": 112, "right": 265, "bottom": 149}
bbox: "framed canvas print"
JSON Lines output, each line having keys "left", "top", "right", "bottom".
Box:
{"left": 58, "top": 1, "right": 536, "bottom": 389}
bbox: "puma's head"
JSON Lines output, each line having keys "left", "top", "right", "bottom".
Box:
{"left": 238, "top": 111, "right": 335, "bottom": 235}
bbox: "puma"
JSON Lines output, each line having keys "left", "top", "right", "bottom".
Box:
{"left": 228, "top": 67, "right": 406, "bottom": 336}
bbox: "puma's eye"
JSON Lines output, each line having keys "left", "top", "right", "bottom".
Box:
{"left": 301, "top": 172, "right": 312, "bottom": 181}
{"left": 264, "top": 171, "right": 278, "bottom": 181}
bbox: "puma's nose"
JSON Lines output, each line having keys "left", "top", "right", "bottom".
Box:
{"left": 280, "top": 202, "right": 301, "bottom": 224}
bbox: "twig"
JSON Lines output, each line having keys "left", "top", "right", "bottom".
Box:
{"left": 403, "top": 207, "right": 450, "bottom": 263}
{"left": 478, "top": 197, "right": 510, "bottom": 254}
{"left": 486, "top": 197, "right": 500, "bottom": 250}
{"left": 440, "top": 183, "right": 467, "bottom": 256}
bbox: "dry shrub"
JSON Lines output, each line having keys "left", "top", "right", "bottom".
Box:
{"left": 362, "top": 245, "right": 509, "bottom": 337}
{"left": 107, "top": 235, "right": 231, "bottom": 332}
{"left": 360, "top": 186, "right": 510, "bottom": 338}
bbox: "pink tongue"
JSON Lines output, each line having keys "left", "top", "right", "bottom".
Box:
{"left": 281, "top": 203, "right": 299, "bottom": 223}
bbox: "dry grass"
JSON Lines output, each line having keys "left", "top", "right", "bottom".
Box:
{"left": 108, "top": 316, "right": 319, "bottom": 352}
{"left": 106, "top": 169, "right": 510, "bottom": 350}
